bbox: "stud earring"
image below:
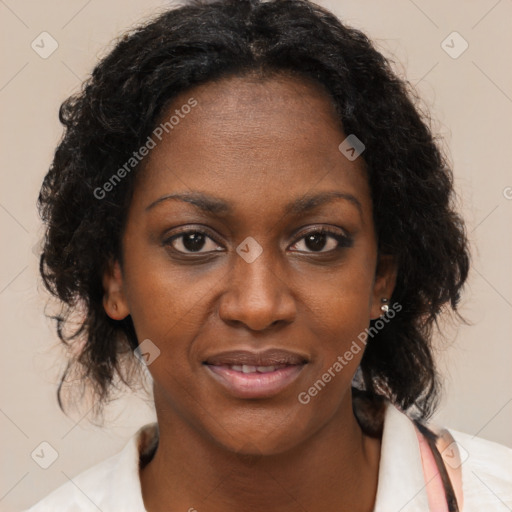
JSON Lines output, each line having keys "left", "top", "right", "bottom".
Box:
{"left": 380, "top": 298, "right": 389, "bottom": 315}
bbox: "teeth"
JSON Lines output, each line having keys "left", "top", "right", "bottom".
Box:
{"left": 229, "top": 364, "right": 279, "bottom": 373}
{"left": 257, "top": 366, "right": 277, "bottom": 373}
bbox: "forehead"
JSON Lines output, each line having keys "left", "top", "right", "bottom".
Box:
{"left": 133, "top": 74, "right": 370, "bottom": 212}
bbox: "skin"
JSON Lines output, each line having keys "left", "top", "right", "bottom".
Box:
{"left": 103, "top": 73, "right": 396, "bottom": 512}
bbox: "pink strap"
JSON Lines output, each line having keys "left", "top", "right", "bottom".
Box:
{"left": 416, "top": 428, "right": 450, "bottom": 511}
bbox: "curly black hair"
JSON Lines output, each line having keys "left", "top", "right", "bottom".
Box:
{"left": 38, "top": 0, "right": 469, "bottom": 420}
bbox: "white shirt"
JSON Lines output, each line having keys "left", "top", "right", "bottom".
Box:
{"left": 26, "top": 402, "right": 512, "bottom": 511}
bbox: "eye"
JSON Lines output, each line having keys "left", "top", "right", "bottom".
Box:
{"left": 165, "top": 230, "right": 223, "bottom": 254}
{"left": 289, "top": 228, "right": 352, "bottom": 253}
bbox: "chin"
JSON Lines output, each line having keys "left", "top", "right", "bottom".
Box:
{"left": 202, "top": 406, "right": 311, "bottom": 457}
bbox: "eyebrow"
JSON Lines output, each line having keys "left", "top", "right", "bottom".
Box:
{"left": 145, "top": 190, "right": 363, "bottom": 218}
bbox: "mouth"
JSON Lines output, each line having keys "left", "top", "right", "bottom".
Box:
{"left": 203, "top": 349, "right": 308, "bottom": 399}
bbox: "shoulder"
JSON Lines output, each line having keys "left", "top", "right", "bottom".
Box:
{"left": 374, "top": 400, "right": 511, "bottom": 511}
{"left": 25, "top": 452, "right": 123, "bottom": 512}
{"left": 25, "top": 423, "right": 157, "bottom": 512}
{"left": 448, "top": 428, "right": 512, "bottom": 510}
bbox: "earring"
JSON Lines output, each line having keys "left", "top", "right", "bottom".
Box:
{"left": 380, "top": 298, "right": 389, "bottom": 315}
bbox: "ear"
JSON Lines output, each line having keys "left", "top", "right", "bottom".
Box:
{"left": 370, "top": 254, "right": 397, "bottom": 320}
{"left": 102, "top": 260, "right": 130, "bottom": 320}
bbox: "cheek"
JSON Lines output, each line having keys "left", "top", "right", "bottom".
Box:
{"left": 121, "top": 244, "right": 219, "bottom": 349}
{"left": 299, "top": 254, "right": 376, "bottom": 374}
{"left": 305, "top": 295, "right": 369, "bottom": 384}
{"left": 303, "top": 253, "right": 376, "bottom": 327}
{"left": 296, "top": 302, "right": 369, "bottom": 423}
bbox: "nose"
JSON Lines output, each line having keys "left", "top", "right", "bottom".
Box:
{"left": 218, "top": 251, "right": 297, "bottom": 332}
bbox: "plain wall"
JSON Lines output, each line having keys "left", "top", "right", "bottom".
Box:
{"left": 1, "top": 0, "right": 511, "bottom": 510}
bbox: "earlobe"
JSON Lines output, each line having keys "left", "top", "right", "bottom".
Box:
{"left": 102, "top": 260, "right": 130, "bottom": 320}
{"left": 370, "top": 254, "right": 397, "bottom": 320}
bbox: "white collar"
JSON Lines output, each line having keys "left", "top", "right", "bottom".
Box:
{"left": 31, "top": 402, "right": 431, "bottom": 511}
{"left": 374, "top": 402, "right": 430, "bottom": 510}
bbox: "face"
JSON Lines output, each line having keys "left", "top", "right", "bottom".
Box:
{"left": 103, "top": 74, "right": 395, "bottom": 455}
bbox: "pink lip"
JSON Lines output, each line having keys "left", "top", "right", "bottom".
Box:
{"left": 205, "top": 364, "right": 305, "bottom": 399}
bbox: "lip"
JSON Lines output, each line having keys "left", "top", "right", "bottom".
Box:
{"left": 203, "top": 349, "right": 308, "bottom": 399}
{"left": 203, "top": 349, "right": 308, "bottom": 367}
{"left": 205, "top": 364, "right": 305, "bottom": 399}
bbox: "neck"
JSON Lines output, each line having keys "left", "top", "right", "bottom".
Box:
{"left": 140, "top": 391, "right": 381, "bottom": 512}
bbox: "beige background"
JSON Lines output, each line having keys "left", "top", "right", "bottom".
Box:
{"left": 1, "top": 0, "right": 511, "bottom": 510}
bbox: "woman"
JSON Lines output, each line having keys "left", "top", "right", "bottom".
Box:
{"left": 28, "top": 0, "right": 511, "bottom": 510}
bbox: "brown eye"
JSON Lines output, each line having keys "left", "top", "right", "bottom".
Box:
{"left": 303, "top": 232, "right": 332, "bottom": 252}
{"left": 166, "top": 231, "right": 223, "bottom": 254}
{"left": 289, "top": 229, "right": 352, "bottom": 253}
